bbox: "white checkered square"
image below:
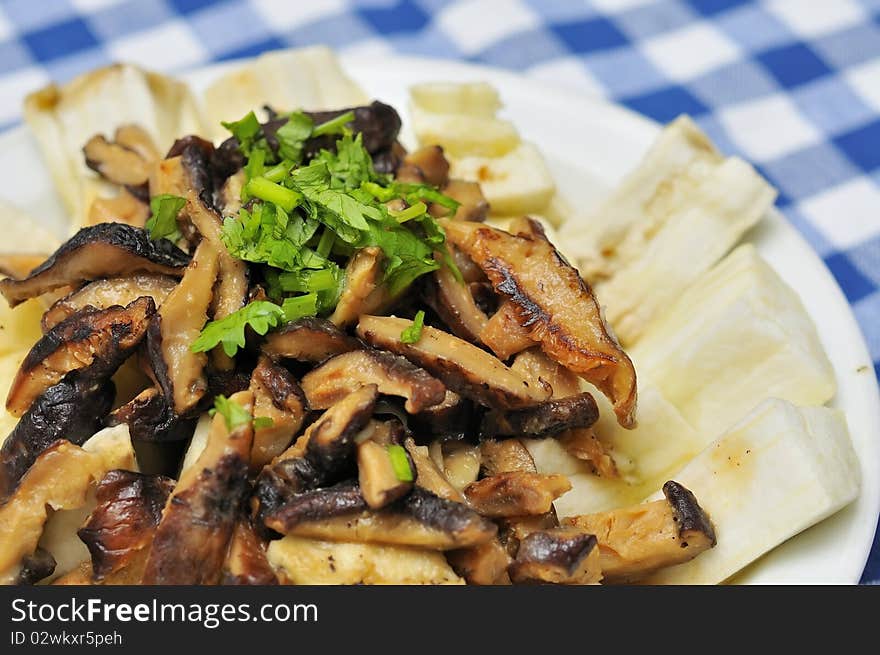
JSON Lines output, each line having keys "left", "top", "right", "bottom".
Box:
{"left": 438, "top": 0, "right": 540, "bottom": 55}
{"left": 845, "top": 58, "right": 880, "bottom": 113}
{"left": 641, "top": 22, "right": 740, "bottom": 81}
{"left": 526, "top": 56, "right": 608, "bottom": 100}
{"left": 0, "top": 66, "right": 49, "bottom": 123}
{"left": 590, "top": 0, "right": 654, "bottom": 12}
{"left": 250, "top": 0, "right": 347, "bottom": 30}
{"left": 799, "top": 176, "right": 880, "bottom": 249}
{"left": 719, "top": 94, "right": 823, "bottom": 160}
{"left": 70, "top": 0, "right": 125, "bottom": 11}
{"left": 766, "top": 0, "right": 865, "bottom": 38}
{"left": 106, "top": 21, "right": 208, "bottom": 73}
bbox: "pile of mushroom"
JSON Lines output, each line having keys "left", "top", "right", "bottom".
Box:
{"left": 0, "top": 99, "right": 717, "bottom": 586}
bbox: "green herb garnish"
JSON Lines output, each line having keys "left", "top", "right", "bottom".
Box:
{"left": 388, "top": 444, "right": 414, "bottom": 482}
{"left": 145, "top": 194, "right": 185, "bottom": 242}
{"left": 400, "top": 310, "right": 426, "bottom": 344}
{"left": 210, "top": 395, "right": 253, "bottom": 431}
{"left": 191, "top": 300, "right": 284, "bottom": 357}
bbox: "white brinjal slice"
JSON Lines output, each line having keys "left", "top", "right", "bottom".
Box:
{"left": 7, "top": 297, "right": 155, "bottom": 417}
{"left": 442, "top": 218, "right": 638, "bottom": 428}
{"left": 141, "top": 390, "right": 254, "bottom": 585}
{"left": 480, "top": 300, "right": 534, "bottom": 360}
{"left": 0, "top": 223, "right": 189, "bottom": 307}
{"left": 263, "top": 317, "right": 362, "bottom": 363}
{"left": 144, "top": 239, "right": 219, "bottom": 415}
{"left": 464, "top": 471, "right": 571, "bottom": 518}
{"left": 0, "top": 376, "right": 114, "bottom": 500}
{"left": 358, "top": 439, "right": 413, "bottom": 509}
{"left": 563, "top": 480, "right": 716, "bottom": 583}
{"left": 249, "top": 356, "right": 308, "bottom": 469}
{"left": 480, "top": 392, "right": 599, "bottom": 439}
{"left": 77, "top": 469, "right": 174, "bottom": 583}
{"left": 302, "top": 349, "right": 446, "bottom": 414}
{"left": 357, "top": 315, "right": 548, "bottom": 410}
{"left": 330, "top": 247, "right": 394, "bottom": 327}
{"left": 42, "top": 274, "right": 176, "bottom": 331}
{"left": 220, "top": 519, "right": 278, "bottom": 585}
{"left": 264, "top": 482, "right": 497, "bottom": 550}
{"left": 508, "top": 528, "right": 602, "bottom": 585}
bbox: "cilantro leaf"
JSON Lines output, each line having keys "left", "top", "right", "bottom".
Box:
{"left": 145, "top": 194, "right": 185, "bottom": 242}
{"left": 222, "top": 111, "right": 262, "bottom": 154}
{"left": 210, "top": 395, "right": 253, "bottom": 431}
{"left": 191, "top": 300, "right": 285, "bottom": 357}
{"left": 276, "top": 112, "right": 314, "bottom": 162}
{"left": 311, "top": 110, "right": 355, "bottom": 138}
{"left": 400, "top": 310, "right": 425, "bottom": 344}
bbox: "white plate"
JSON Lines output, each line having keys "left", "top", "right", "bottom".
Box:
{"left": 1, "top": 54, "right": 877, "bottom": 584}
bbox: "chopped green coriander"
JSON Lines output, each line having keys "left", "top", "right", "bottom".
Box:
{"left": 278, "top": 267, "right": 340, "bottom": 294}
{"left": 210, "top": 395, "right": 253, "bottom": 431}
{"left": 390, "top": 201, "right": 427, "bottom": 223}
{"left": 311, "top": 110, "right": 355, "bottom": 138}
{"left": 145, "top": 194, "right": 185, "bottom": 242}
{"left": 245, "top": 177, "right": 303, "bottom": 213}
{"left": 253, "top": 416, "right": 274, "bottom": 430}
{"left": 400, "top": 310, "right": 426, "bottom": 344}
{"left": 191, "top": 300, "right": 285, "bottom": 357}
{"left": 222, "top": 111, "right": 262, "bottom": 153}
{"left": 276, "top": 112, "right": 314, "bottom": 162}
{"left": 281, "top": 293, "right": 318, "bottom": 323}
{"left": 388, "top": 444, "right": 414, "bottom": 482}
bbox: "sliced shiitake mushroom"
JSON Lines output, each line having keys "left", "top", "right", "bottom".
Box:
{"left": 396, "top": 145, "right": 450, "bottom": 186}
{"left": 220, "top": 519, "right": 278, "bottom": 585}
{"left": 358, "top": 438, "right": 413, "bottom": 509}
{"left": 249, "top": 356, "right": 308, "bottom": 470}
{"left": 480, "top": 392, "right": 599, "bottom": 439}
{"left": 330, "top": 247, "right": 393, "bottom": 327}
{"left": 301, "top": 348, "right": 446, "bottom": 414}
{"left": 479, "top": 439, "right": 537, "bottom": 477}
{"left": 86, "top": 189, "right": 150, "bottom": 228}
{"left": 464, "top": 471, "right": 571, "bottom": 518}
{"left": 263, "top": 317, "right": 362, "bottom": 363}
{"left": 508, "top": 528, "right": 602, "bottom": 585}
{"left": 481, "top": 300, "right": 535, "bottom": 360}
{"left": 0, "top": 223, "right": 189, "bottom": 307}
{"left": 404, "top": 437, "right": 464, "bottom": 503}
{"left": 563, "top": 480, "right": 716, "bottom": 583}
{"left": 423, "top": 263, "right": 488, "bottom": 343}
{"left": 83, "top": 134, "right": 152, "bottom": 187}
{"left": 437, "top": 179, "right": 489, "bottom": 222}
{"left": 357, "top": 315, "right": 548, "bottom": 410}
{"left": 107, "top": 386, "right": 195, "bottom": 443}
{"left": 446, "top": 538, "right": 512, "bottom": 585}
{"left": 409, "top": 390, "right": 474, "bottom": 439}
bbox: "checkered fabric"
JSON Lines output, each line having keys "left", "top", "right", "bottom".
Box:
{"left": 0, "top": 0, "right": 877, "bottom": 583}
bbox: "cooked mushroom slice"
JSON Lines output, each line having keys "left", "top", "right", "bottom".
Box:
{"left": 442, "top": 218, "right": 638, "bottom": 428}
{"left": 77, "top": 469, "right": 174, "bottom": 582}
{"left": 0, "top": 376, "right": 114, "bottom": 500}
{"left": 508, "top": 528, "right": 602, "bottom": 585}
{"left": 42, "top": 275, "right": 176, "bottom": 331}
{"left": 87, "top": 189, "right": 150, "bottom": 228}
{"left": 107, "top": 387, "right": 195, "bottom": 443}
{"left": 358, "top": 439, "right": 413, "bottom": 509}
{"left": 302, "top": 349, "right": 446, "bottom": 415}
{"left": 357, "top": 315, "right": 548, "bottom": 410}
{"left": 145, "top": 239, "right": 219, "bottom": 415}
{"left": 0, "top": 254, "right": 48, "bottom": 280}
{"left": 436, "top": 179, "right": 489, "bottom": 222}
{"left": 424, "top": 263, "right": 488, "bottom": 342}
{"left": 498, "top": 512, "right": 559, "bottom": 557}
{"left": 558, "top": 428, "right": 618, "bottom": 479}
{"left": 114, "top": 124, "right": 160, "bottom": 163}
{"left": 464, "top": 472, "right": 571, "bottom": 518}
{"left": 563, "top": 480, "right": 716, "bottom": 583}
{"left": 263, "top": 316, "right": 362, "bottom": 363}
{"left": 481, "top": 301, "right": 536, "bottom": 361}
{"left": 446, "top": 538, "right": 512, "bottom": 585}
{"left": 249, "top": 356, "right": 308, "bottom": 469}
{"left": 409, "top": 390, "right": 474, "bottom": 439}
{"left": 218, "top": 170, "right": 245, "bottom": 217}
{"left": 18, "top": 548, "right": 57, "bottom": 585}
{"left": 330, "top": 247, "right": 393, "bottom": 327}
{"left": 221, "top": 519, "right": 278, "bottom": 585}
{"left": 404, "top": 437, "right": 465, "bottom": 503}
{"left": 264, "top": 483, "right": 497, "bottom": 550}
{"left": 480, "top": 392, "right": 599, "bottom": 439}
{"left": 6, "top": 297, "right": 154, "bottom": 417}
{"left": 480, "top": 439, "right": 537, "bottom": 477}
{"left": 302, "top": 101, "right": 402, "bottom": 159}
{"left": 83, "top": 134, "right": 152, "bottom": 187}
{"left": 142, "top": 390, "right": 254, "bottom": 585}
{"left": 0, "top": 223, "right": 189, "bottom": 307}
{"left": 429, "top": 440, "right": 481, "bottom": 491}
{"left": 396, "top": 145, "right": 450, "bottom": 186}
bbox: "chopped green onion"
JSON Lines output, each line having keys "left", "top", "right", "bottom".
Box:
{"left": 312, "top": 110, "right": 355, "bottom": 138}
{"left": 390, "top": 201, "right": 427, "bottom": 223}
{"left": 245, "top": 177, "right": 303, "bottom": 213}
{"left": 388, "top": 445, "right": 414, "bottom": 482}
{"left": 262, "top": 161, "right": 291, "bottom": 183}
{"left": 253, "top": 416, "right": 274, "bottom": 430}
{"left": 316, "top": 227, "right": 335, "bottom": 258}
{"left": 400, "top": 310, "right": 425, "bottom": 344}
{"left": 278, "top": 268, "right": 339, "bottom": 293}
{"left": 210, "top": 395, "right": 253, "bottom": 431}
{"left": 281, "top": 293, "right": 318, "bottom": 323}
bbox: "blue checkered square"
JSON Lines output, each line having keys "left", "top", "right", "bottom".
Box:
{"left": 85, "top": 0, "right": 173, "bottom": 43}
{"left": 585, "top": 47, "right": 667, "bottom": 98}
{"left": 825, "top": 252, "right": 877, "bottom": 303}
{"left": 762, "top": 142, "right": 861, "bottom": 202}
{"left": 811, "top": 21, "right": 880, "bottom": 70}
{"left": 714, "top": 4, "right": 793, "bottom": 51}
{"left": 22, "top": 16, "right": 99, "bottom": 62}
{"left": 685, "top": 0, "right": 750, "bottom": 16}
{"left": 689, "top": 58, "right": 778, "bottom": 107}
{"left": 792, "top": 76, "right": 876, "bottom": 137}
{"left": 478, "top": 27, "right": 567, "bottom": 71}
{"left": 1, "top": 0, "right": 74, "bottom": 31}
{"left": 623, "top": 84, "right": 710, "bottom": 122}
{"left": 757, "top": 42, "right": 833, "bottom": 88}
{"left": 552, "top": 16, "right": 629, "bottom": 54}
{"left": 834, "top": 119, "right": 880, "bottom": 172}
{"left": 359, "top": 0, "right": 429, "bottom": 34}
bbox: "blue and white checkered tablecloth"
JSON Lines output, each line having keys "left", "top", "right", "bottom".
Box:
{"left": 0, "top": 0, "right": 877, "bottom": 583}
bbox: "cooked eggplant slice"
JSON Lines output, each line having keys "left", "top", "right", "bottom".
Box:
{"left": 263, "top": 316, "right": 362, "bottom": 363}
{"left": 330, "top": 247, "right": 393, "bottom": 327}
{"left": 480, "top": 439, "right": 537, "bottom": 477}
{"left": 142, "top": 390, "right": 254, "bottom": 585}
{"left": 404, "top": 437, "right": 465, "bottom": 503}
{"left": 563, "top": 480, "right": 716, "bottom": 583}
{"left": 42, "top": 275, "right": 176, "bottom": 331}
{"left": 145, "top": 239, "right": 219, "bottom": 415}
{"left": 442, "top": 218, "right": 638, "bottom": 428}
{"left": 508, "top": 528, "right": 602, "bottom": 585}
{"left": 7, "top": 297, "right": 155, "bottom": 417}
{"left": 464, "top": 472, "right": 571, "bottom": 518}
{"left": 358, "top": 439, "right": 413, "bottom": 509}
{"left": 302, "top": 349, "right": 446, "bottom": 414}
{"left": 357, "top": 315, "right": 548, "bottom": 410}
{"left": 481, "top": 301, "right": 535, "bottom": 361}
{"left": 221, "top": 519, "right": 278, "bottom": 585}
{"left": 0, "top": 375, "right": 114, "bottom": 500}
{"left": 83, "top": 134, "right": 152, "bottom": 187}
{"left": 0, "top": 223, "right": 189, "bottom": 307}
{"left": 480, "top": 392, "right": 599, "bottom": 439}
{"left": 77, "top": 469, "right": 174, "bottom": 582}
{"left": 249, "top": 356, "right": 308, "bottom": 469}
{"left": 424, "top": 264, "right": 488, "bottom": 343}
{"left": 446, "top": 538, "right": 512, "bottom": 585}
{"left": 107, "top": 386, "right": 195, "bottom": 443}
{"left": 264, "top": 483, "right": 497, "bottom": 550}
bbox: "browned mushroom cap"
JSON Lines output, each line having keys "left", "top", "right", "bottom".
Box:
{"left": 107, "top": 386, "right": 195, "bottom": 443}
{"left": 436, "top": 179, "right": 489, "bottom": 222}
{"left": 404, "top": 437, "right": 464, "bottom": 503}
{"left": 423, "top": 263, "right": 488, "bottom": 343}
{"left": 84, "top": 134, "right": 152, "bottom": 187}
{"left": 263, "top": 483, "right": 497, "bottom": 550}
{"left": 18, "top": 548, "right": 57, "bottom": 585}
{"left": 249, "top": 356, "right": 308, "bottom": 470}
{"left": 144, "top": 239, "right": 219, "bottom": 415}
{"left": 396, "top": 145, "right": 450, "bottom": 186}
{"left": 480, "top": 392, "right": 599, "bottom": 439}
{"left": 263, "top": 316, "right": 362, "bottom": 363}
{"left": 7, "top": 296, "right": 155, "bottom": 417}
{"left": 0, "top": 375, "right": 113, "bottom": 501}
{"left": 142, "top": 390, "right": 254, "bottom": 585}
{"left": 464, "top": 471, "right": 571, "bottom": 518}
{"left": 357, "top": 315, "right": 549, "bottom": 410}
{"left": 442, "top": 218, "right": 638, "bottom": 428}
{"left": 86, "top": 189, "right": 150, "bottom": 228}
{"left": 302, "top": 349, "right": 446, "bottom": 414}
{"left": 220, "top": 519, "right": 278, "bottom": 585}
{"left": 409, "top": 389, "right": 474, "bottom": 439}
{"left": 42, "top": 274, "right": 176, "bottom": 331}
{"left": 480, "top": 439, "right": 537, "bottom": 477}
{"left": 329, "top": 247, "right": 393, "bottom": 327}
{"left": 358, "top": 439, "right": 413, "bottom": 509}
{"left": 0, "top": 254, "right": 49, "bottom": 280}
{"left": 497, "top": 512, "right": 559, "bottom": 558}
{"left": 0, "top": 223, "right": 189, "bottom": 308}
{"left": 446, "top": 538, "right": 512, "bottom": 585}
{"left": 557, "top": 428, "right": 618, "bottom": 479}
{"left": 563, "top": 480, "right": 716, "bottom": 583}
{"left": 508, "top": 528, "right": 602, "bottom": 585}
{"left": 77, "top": 469, "right": 174, "bottom": 582}
{"left": 481, "top": 301, "right": 535, "bottom": 361}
